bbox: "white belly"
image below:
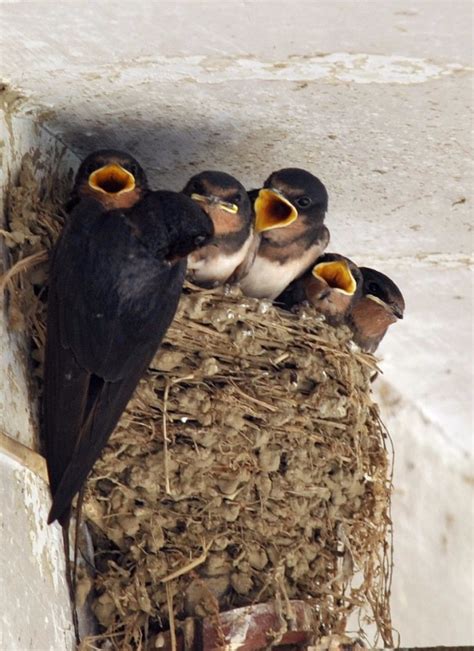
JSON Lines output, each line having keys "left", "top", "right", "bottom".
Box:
{"left": 188, "top": 236, "right": 252, "bottom": 285}
{"left": 240, "top": 245, "right": 323, "bottom": 300}
{"left": 239, "top": 256, "right": 301, "bottom": 300}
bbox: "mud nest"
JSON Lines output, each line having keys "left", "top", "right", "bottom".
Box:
{"left": 1, "top": 154, "right": 394, "bottom": 649}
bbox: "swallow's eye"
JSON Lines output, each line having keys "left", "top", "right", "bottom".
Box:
{"left": 367, "top": 282, "right": 381, "bottom": 297}
{"left": 296, "top": 195, "right": 311, "bottom": 208}
{"left": 193, "top": 234, "right": 207, "bottom": 247}
{"left": 127, "top": 163, "right": 138, "bottom": 176}
{"left": 233, "top": 191, "right": 243, "bottom": 204}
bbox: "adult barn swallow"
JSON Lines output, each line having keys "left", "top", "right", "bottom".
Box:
{"left": 239, "top": 168, "right": 329, "bottom": 300}
{"left": 66, "top": 149, "right": 148, "bottom": 212}
{"left": 349, "top": 267, "right": 405, "bottom": 353}
{"left": 278, "top": 253, "right": 363, "bottom": 325}
{"left": 182, "top": 171, "right": 253, "bottom": 287}
{"left": 44, "top": 192, "right": 213, "bottom": 525}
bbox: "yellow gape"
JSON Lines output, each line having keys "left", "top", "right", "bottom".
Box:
{"left": 254, "top": 188, "right": 298, "bottom": 233}
{"left": 88, "top": 163, "right": 136, "bottom": 195}
{"left": 312, "top": 260, "right": 356, "bottom": 295}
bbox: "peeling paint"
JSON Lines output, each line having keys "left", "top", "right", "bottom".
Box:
{"left": 349, "top": 252, "right": 474, "bottom": 269}
{"left": 3, "top": 54, "right": 471, "bottom": 90}
{"left": 113, "top": 53, "right": 469, "bottom": 85}
{"left": 12, "top": 53, "right": 467, "bottom": 89}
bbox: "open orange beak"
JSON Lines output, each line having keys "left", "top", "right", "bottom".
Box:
{"left": 254, "top": 188, "right": 298, "bottom": 233}
{"left": 312, "top": 260, "right": 357, "bottom": 295}
{"left": 88, "top": 163, "right": 136, "bottom": 195}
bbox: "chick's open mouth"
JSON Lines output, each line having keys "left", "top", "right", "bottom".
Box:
{"left": 254, "top": 189, "right": 298, "bottom": 232}
{"left": 313, "top": 261, "right": 357, "bottom": 295}
{"left": 88, "top": 164, "right": 136, "bottom": 195}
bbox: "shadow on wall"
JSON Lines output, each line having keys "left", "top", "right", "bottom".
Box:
{"left": 41, "top": 109, "right": 304, "bottom": 191}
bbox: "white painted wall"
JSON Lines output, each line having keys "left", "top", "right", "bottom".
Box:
{"left": 0, "top": 0, "right": 472, "bottom": 646}
{"left": 375, "top": 379, "right": 474, "bottom": 643}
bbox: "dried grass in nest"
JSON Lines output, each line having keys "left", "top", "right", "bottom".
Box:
{"left": 1, "top": 155, "right": 394, "bottom": 649}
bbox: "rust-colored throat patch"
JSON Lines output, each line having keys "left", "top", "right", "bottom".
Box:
{"left": 88, "top": 163, "right": 136, "bottom": 195}
{"left": 313, "top": 260, "right": 357, "bottom": 295}
{"left": 254, "top": 188, "right": 298, "bottom": 232}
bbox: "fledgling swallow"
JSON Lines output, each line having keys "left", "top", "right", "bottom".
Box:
{"left": 277, "top": 253, "right": 363, "bottom": 325}
{"left": 43, "top": 191, "right": 214, "bottom": 526}
{"left": 182, "top": 171, "right": 253, "bottom": 287}
{"left": 348, "top": 267, "right": 405, "bottom": 353}
{"left": 238, "top": 168, "right": 330, "bottom": 300}
{"left": 66, "top": 149, "right": 148, "bottom": 212}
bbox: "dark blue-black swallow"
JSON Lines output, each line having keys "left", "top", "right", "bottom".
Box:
{"left": 44, "top": 190, "right": 214, "bottom": 525}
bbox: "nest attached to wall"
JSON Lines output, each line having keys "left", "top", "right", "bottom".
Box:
{"left": 1, "top": 154, "right": 394, "bottom": 649}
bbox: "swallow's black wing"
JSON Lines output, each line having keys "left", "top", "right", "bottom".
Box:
{"left": 274, "top": 277, "right": 308, "bottom": 311}
{"left": 44, "top": 202, "right": 186, "bottom": 524}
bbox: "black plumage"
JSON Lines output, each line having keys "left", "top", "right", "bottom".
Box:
{"left": 44, "top": 191, "right": 214, "bottom": 525}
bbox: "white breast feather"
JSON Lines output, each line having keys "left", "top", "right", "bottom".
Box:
{"left": 239, "top": 244, "right": 324, "bottom": 300}
{"left": 188, "top": 234, "right": 253, "bottom": 285}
